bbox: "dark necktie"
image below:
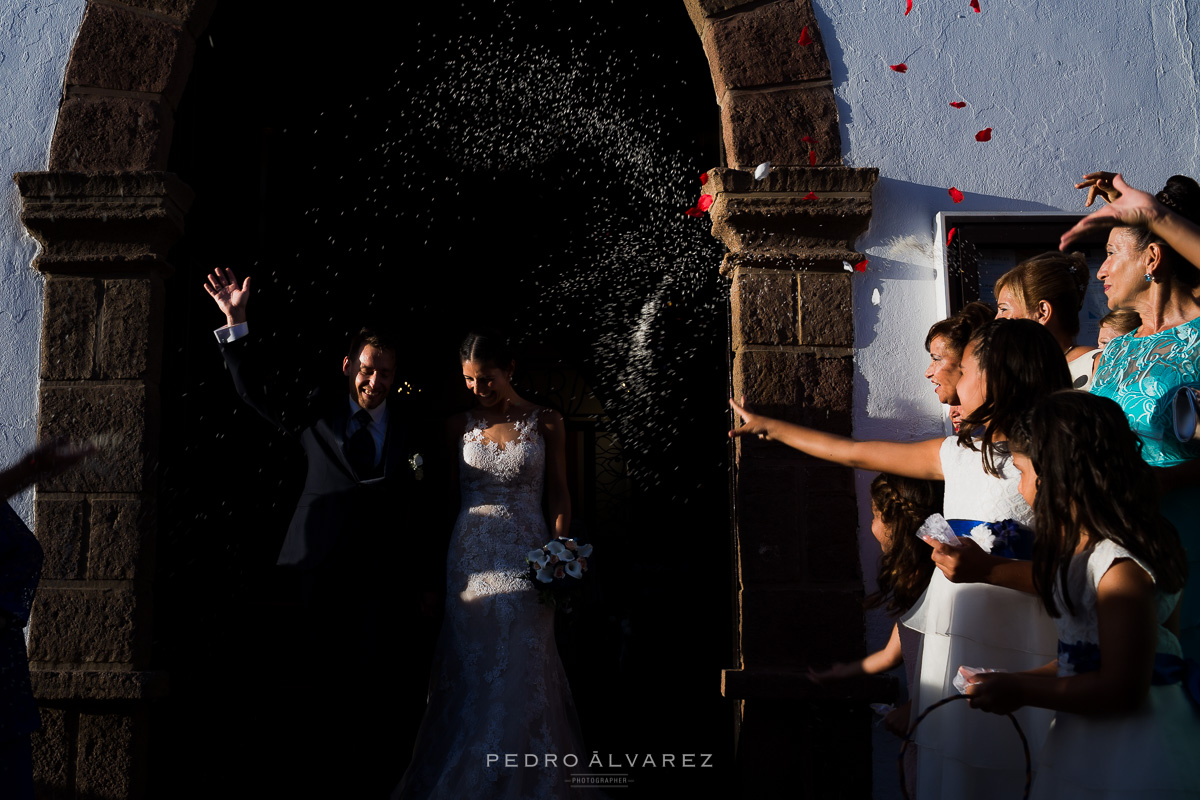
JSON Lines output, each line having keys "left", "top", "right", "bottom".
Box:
{"left": 346, "top": 409, "right": 377, "bottom": 478}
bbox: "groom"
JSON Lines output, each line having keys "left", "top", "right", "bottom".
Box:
{"left": 204, "top": 267, "right": 441, "bottom": 795}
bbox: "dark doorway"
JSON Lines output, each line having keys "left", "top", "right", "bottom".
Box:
{"left": 155, "top": 3, "right": 732, "bottom": 796}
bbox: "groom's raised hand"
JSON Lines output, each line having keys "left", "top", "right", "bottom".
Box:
{"left": 203, "top": 267, "right": 252, "bottom": 327}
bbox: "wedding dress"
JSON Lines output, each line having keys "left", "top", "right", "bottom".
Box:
{"left": 393, "top": 409, "right": 583, "bottom": 799}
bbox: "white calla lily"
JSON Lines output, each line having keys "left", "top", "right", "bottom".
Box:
{"left": 564, "top": 560, "right": 583, "bottom": 579}
{"left": 546, "top": 541, "right": 566, "bottom": 556}
{"left": 536, "top": 566, "right": 556, "bottom": 583}
{"left": 576, "top": 543, "right": 593, "bottom": 558}
{"left": 528, "top": 549, "right": 550, "bottom": 567}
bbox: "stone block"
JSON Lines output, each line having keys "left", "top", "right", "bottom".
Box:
{"left": 66, "top": 3, "right": 194, "bottom": 105}
{"left": 38, "top": 385, "right": 149, "bottom": 493}
{"left": 710, "top": 194, "right": 874, "bottom": 254}
{"left": 42, "top": 278, "right": 98, "bottom": 380}
{"left": 707, "top": 166, "right": 879, "bottom": 196}
{"left": 703, "top": 1, "right": 829, "bottom": 98}
{"left": 88, "top": 498, "right": 154, "bottom": 580}
{"left": 731, "top": 270, "right": 798, "bottom": 349}
{"left": 802, "top": 492, "right": 861, "bottom": 584}
{"left": 721, "top": 87, "right": 841, "bottom": 170}
{"left": 741, "top": 587, "right": 865, "bottom": 666}
{"left": 31, "top": 705, "right": 72, "bottom": 798}
{"left": 798, "top": 272, "right": 853, "bottom": 347}
{"left": 77, "top": 710, "right": 145, "bottom": 799}
{"left": 732, "top": 349, "right": 854, "bottom": 433}
{"left": 34, "top": 496, "right": 87, "bottom": 580}
{"left": 32, "top": 669, "right": 170, "bottom": 701}
{"left": 28, "top": 586, "right": 144, "bottom": 665}
{"left": 116, "top": 0, "right": 217, "bottom": 34}
{"left": 50, "top": 96, "right": 173, "bottom": 172}
{"left": 100, "top": 279, "right": 161, "bottom": 379}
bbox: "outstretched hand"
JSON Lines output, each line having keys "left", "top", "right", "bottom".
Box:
{"left": 203, "top": 267, "right": 252, "bottom": 327}
{"left": 1074, "top": 170, "right": 1121, "bottom": 207}
{"left": 1060, "top": 173, "right": 1161, "bottom": 249}
{"left": 0, "top": 438, "right": 98, "bottom": 500}
{"left": 729, "top": 397, "right": 772, "bottom": 441}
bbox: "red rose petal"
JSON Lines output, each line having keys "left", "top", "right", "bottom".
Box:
{"left": 890, "top": 63, "right": 908, "bottom": 73}
{"left": 854, "top": 259, "right": 868, "bottom": 272}
{"left": 685, "top": 206, "right": 703, "bottom": 218}
{"left": 697, "top": 194, "right": 714, "bottom": 212}
{"left": 948, "top": 187, "right": 965, "bottom": 203}
{"left": 798, "top": 26, "right": 813, "bottom": 46}
{"left": 803, "top": 192, "right": 819, "bottom": 200}
{"left": 802, "top": 135, "right": 817, "bottom": 144}
{"left": 949, "top": 101, "right": 967, "bottom": 108}
{"left": 699, "top": 172, "right": 709, "bottom": 186}
{"left": 969, "top": 0, "right": 980, "bottom": 10}
{"left": 905, "top": 0, "right": 912, "bottom": 15}
{"left": 975, "top": 127, "right": 992, "bottom": 142}
{"left": 947, "top": 226, "right": 957, "bottom": 246}
{"left": 809, "top": 150, "right": 817, "bottom": 166}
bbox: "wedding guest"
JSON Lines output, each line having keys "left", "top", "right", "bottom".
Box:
{"left": 1063, "top": 173, "right": 1200, "bottom": 659}
{"left": 0, "top": 440, "right": 93, "bottom": 800}
{"left": 809, "top": 473, "right": 943, "bottom": 796}
{"left": 924, "top": 301, "right": 995, "bottom": 430}
{"left": 966, "top": 390, "right": 1200, "bottom": 799}
{"left": 731, "top": 319, "right": 1070, "bottom": 799}
{"left": 994, "top": 252, "right": 1098, "bottom": 389}
{"left": 1096, "top": 308, "right": 1140, "bottom": 349}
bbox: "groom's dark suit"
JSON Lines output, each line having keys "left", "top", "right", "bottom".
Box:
{"left": 217, "top": 330, "right": 441, "bottom": 797}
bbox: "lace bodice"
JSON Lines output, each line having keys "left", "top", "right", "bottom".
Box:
{"left": 1090, "top": 317, "right": 1200, "bottom": 467}
{"left": 939, "top": 436, "right": 1034, "bottom": 525}
{"left": 460, "top": 409, "right": 545, "bottom": 509}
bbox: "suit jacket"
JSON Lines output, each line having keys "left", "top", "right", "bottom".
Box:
{"left": 219, "top": 334, "right": 432, "bottom": 572}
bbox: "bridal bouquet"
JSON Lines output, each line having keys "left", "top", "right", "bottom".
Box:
{"left": 523, "top": 537, "right": 593, "bottom": 611}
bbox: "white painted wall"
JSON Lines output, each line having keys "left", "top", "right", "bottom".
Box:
{"left": 810, "top": 2, "right": 1200, "bottom": 791}
{"left": 0, "top": 1, "right": 86, "bottom": 521}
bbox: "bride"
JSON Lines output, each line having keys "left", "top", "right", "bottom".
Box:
{"left": 394, "top": 332, "right": 584, "bottom": 799}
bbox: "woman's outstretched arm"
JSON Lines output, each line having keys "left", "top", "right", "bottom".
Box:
{"left": 729, "top": 398, "right": 945, "bottom": 481}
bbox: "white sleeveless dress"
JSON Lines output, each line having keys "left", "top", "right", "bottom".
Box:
{"left": 1029, "top": 540, "right": 1200, "bottom": 799}
{"left": 394, "top": 409, "right": 583, "bottom": 799}
{"left": 900, "top": 437, "right": 1057, "bottom": 799}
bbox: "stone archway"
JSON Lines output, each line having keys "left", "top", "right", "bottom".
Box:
{"left": 18, "top": 1, "right": 879, "bottom": 796}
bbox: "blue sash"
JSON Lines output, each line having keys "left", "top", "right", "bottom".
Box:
{"left": 1058, "top": 640, "right": 1200, "bottom": 707}
{"left": 946, "top": 518, "right": 1034, "bottom": 561}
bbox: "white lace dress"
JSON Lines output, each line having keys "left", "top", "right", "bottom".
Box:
{"left": 900, "top": 437, "right": 1057, "bottom": 799}
{"left": 393, "top": 409, "right": 583, "bottom": 799}
{"left": 1029, "top": 540, "right": 1200, "bottom": 799}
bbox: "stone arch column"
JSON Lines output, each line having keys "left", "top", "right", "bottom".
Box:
{"left": 684, "top": 1, "right": 883, "bottom": 795}
{"left": 16, "top": 1, "right": 212, "bottom": 796}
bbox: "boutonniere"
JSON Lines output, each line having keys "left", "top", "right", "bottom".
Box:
{"left": 408, "top": 453, "right": 424, "bottom": 480}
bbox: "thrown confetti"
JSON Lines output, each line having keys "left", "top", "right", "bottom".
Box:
{"left": 803, "top": 192, "right": 819, "bottom": 200}
{"left": 969, "top": 0, "right": 980, "bottom": 11}
{"left": 753, "top": 161, "right": 771, "bottom": 180}
{"left": 697, "top": 194, "right": 714, "bottom": 212}
{"left": 871, "top": 288, "right": 881, "bottom": 305}
{"left": 948, "top": 187, "right": 965, "bottom": 203}
{"left": 798, "top": 26, "right": 813, "bottom": 46}
{"left": 890, "top": 63, "right": 908, "bottom": 73}
{"left": 854, "top": 259, "right": 868, "bottom": 272}
{"left": 975, "top": 127, "right": 992, "bottom": 142}
{"left": 684, "top": 206, "right": 704, "bottom": 218}
{"left": 699, "top": 172, "right": 708, "bottom": 186}
{"left": 905, "top": 0, "right": 912, "bottom": 15}
{"left": 843, "top": 261, "right": 853, "bottom": 272}
{"left": 949, "top": 101, "right": 966, "bottom": 108}
{"left": 947, "top": 226, "right": 958, "bottom": 246}
{"left": 809, "top": 151, "right": 817, "bottom": 166}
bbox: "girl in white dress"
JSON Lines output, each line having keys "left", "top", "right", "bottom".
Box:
{"left": 966, "top": 390, "right": 1200, "bottom": 799}
{"left": 730, "top": 319, "right": 1071, "bottom": 799}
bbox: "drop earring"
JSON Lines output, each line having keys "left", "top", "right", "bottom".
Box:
{"left": 1145, "top": 273, "right": 1153, "bottom": 282}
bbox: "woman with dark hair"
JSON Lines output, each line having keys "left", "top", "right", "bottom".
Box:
{"left": 1063, "top": 172, "right": 1200, "bottom": 659}
{"left": 924, "top": 301, "right": 996, "bottom": 429}
{"left": 993, "top": 251, "right": 1098, "bottom": 389}
{"left": 395, "top": 331, "right": 582, "bottom": 799}
{"left": 966, "top": 390, "right": 1199, "bottom": 799}
{"left": 731, "top": 318, "right": 1070, "bottom": 799}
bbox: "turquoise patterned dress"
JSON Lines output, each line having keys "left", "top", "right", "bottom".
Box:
{"left": 1090, "top": 315, "right": 1200, "bottom": 659}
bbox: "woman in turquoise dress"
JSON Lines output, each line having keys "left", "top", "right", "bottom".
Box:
{"left": 1064, "top": 172, "right": 1200, "bottom": 658}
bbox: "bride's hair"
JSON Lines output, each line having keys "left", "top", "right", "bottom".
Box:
{"left": 865, "top": 474, "right": 943, "bottom": 615}
{"left": 955, "top": 318, "right": 1071, "bottom": 476}
{"left": 1007, "top": 390, "right": 1187, "bottom": 617}
{"left": 459, "top": 330, "right": 515, "bottom": 369}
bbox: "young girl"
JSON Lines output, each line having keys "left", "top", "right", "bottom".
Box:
{"left": 810, "top": 474, "right": 943, "bottom": 794}
{"left": 966, "top": 390, "right": 1200, "bottom": 799}
{"left": 1096, "top": 308, "right": 1140, "bottom": 349}
{"left": 731, "top": 318, "right": 1071, "bottom": 799}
